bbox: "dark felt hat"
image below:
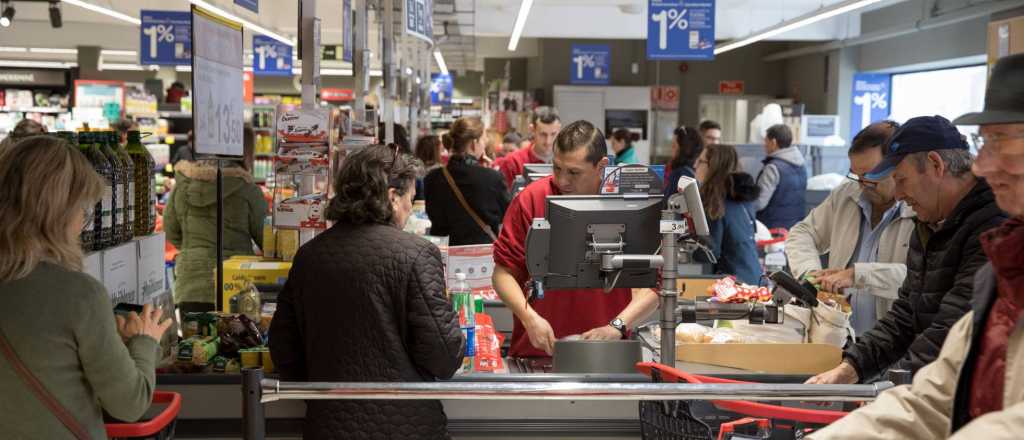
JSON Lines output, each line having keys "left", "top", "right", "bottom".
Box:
{"left": 954, "top": 53, "right": 1024, "bottom": 125}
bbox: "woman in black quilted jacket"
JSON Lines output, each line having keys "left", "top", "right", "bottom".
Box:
{"left": 269, "top": 145, "right": 465, "bottom": 440}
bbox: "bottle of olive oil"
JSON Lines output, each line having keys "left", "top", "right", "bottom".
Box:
{"left": 111, "top": 131, "right": 135, "bottom": 240}
{"left": 125, "top": 130, "right": 156, "bottom": 236}
{"left": 81, "top": 132, "right": 115, "bottom": 250}
{"left": 57, "top": 131, "right": 94, "bottom": 251}
{"left": 98, "top": 131, "right": 125, "bottom": 244}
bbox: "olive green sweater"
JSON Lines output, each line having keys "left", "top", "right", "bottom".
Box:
{"left": 0, "top": 262, "right": 159, "bottom": 439}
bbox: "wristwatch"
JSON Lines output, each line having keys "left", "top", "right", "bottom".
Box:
{"left": 609, "top": 318, "right": 627, "bottom": 338}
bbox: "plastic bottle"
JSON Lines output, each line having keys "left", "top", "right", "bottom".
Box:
{"left": 98, "top": 132, "right": 125, "bottom": 244}
{"left": 81, "top": 132, "right": 114, "bottom": 250}
{"left": 58, "top": 131, "right": 94, "bottom": 251}
{"left": 110, "top": 132, "right": 135, "bottom": 241}
{"left": 451, "top": 273, "right": 475, "bottom": 374}
{"left": 125, "top": 130, "right": 156, "bottom": 236}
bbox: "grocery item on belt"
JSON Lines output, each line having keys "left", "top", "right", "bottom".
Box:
{"left": 217, "top": 313, "right": 264, "bottom": 358}
{"left": 181, "top": 312, "right": 219, "bottom": 339}
{"left": 705, "top": 276, "right": 772, "bottom": 303}
{"left": 177, "top": 335, "right": 219, "bottom": 366}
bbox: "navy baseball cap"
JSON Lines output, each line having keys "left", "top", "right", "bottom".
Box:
{"left": 865, "top": 115, "right": 970, "bottom": 180}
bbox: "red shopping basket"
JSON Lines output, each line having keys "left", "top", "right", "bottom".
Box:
{"left": 756, "top": 228, "right": 789, "bottom": 250}
{"left": 636, "top": 362, "right": 848, "bottom": 440}
{"left": 105, "top": 391, "right": 181, "bottom": 440}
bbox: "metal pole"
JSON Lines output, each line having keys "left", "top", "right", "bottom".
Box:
{"left": 382, "top": 0, "right": 395, "bottom": 144}
{"left": 242, "top": 368, "right": 266, "bottom": 440}
{"left": 659, "top": 210, "right": 678, "bottom": 367}
{"left": 353, "top": 0, "right": 369, "bottom": 123}
{"left": 215, "top": 161, "right": 224, "bottom": 311}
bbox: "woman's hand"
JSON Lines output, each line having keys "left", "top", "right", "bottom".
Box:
{"left": 116, "top": 304, "right": 173, "bottom": 342}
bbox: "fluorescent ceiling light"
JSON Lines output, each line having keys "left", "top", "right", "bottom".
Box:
{"left": 189, "top": 0, "right": 294, "bottom": 46}
{"left": 29, "top": 47, "right": 77, "bottom": 54}
{"left": 370, "top": 69, "right": 383, "bottom": 77}
{"left": 102, "top": 49, "right": 137, "bottom": 57}
{"left": 507, "top": 0, "right": 533, "bottom": 51}
{"left": 433, "top": 50, "right": 449, "bottom": 76}
{"left": 175, "top": 65, "right": 192, "bottom": 72}
{"left": 102, "top": 63, "right": 158, "bottom": 71}
{"left": 715, "top": 0, "right": 886, "bottom": 55}
{"left": 62, "top": 0, "right": 140, "bottom": 25}
{"left": 0, "top": 46, "right": 27, "bottom": 52}
{"left": 321, "top": 68, "right": 353, "bottom": 76}
{"left": 0, "top": 60, "right": 76, "bottom": 68}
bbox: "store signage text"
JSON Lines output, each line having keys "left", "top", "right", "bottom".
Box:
{"left": 647, "top": 0, "right": 715, "bottom": 61}
{"left": 850, "top": 72, "right": 891, "bottom": 140}
{"left": 719, "top": 80, "right": 744, "bottom": 95}
{"left": 0, "top": 69, "right": 66, "bottom": 87}
{"left": 651, "top": 85, "right": 679, "bottom": 110}
{"left": 404, "top": 0, "right": 433, "bottom": 43}
{"left": 140, "top": 10, "right": 192, "bottom": 66}
{"left": 321, "top": 88, "right": 354, "bottom": 102}
{"left": 253, "top": 35, "right": 293, "bottom": 77}
{"left": 343, "top": 0, "right": 353, "bottom": 62}
{"left": 569, "top": 44, "right": 611, "bottom": 85}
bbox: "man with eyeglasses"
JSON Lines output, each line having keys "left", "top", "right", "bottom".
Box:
{"left": 806, "top": 115, "right": 1006, "bottom": 387}
{"left": 806, "top": 52, "right": 1024, "bottom": 440}
{"left": 786, "top": 121, "right": 916, "bottom": 337}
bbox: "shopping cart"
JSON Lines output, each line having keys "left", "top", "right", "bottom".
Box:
{"left": 105, "top": 391, "right": 181, "bottom": 440}
{"left": 636, "top": 362, "right": 849, "bottom": 440}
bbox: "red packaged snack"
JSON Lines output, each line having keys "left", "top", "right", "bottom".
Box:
{"left": 473, "top": 313, "right": 505, "bottom": 373}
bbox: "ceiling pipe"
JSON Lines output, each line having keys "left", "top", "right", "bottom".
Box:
{"left": 763, "top": 0, "right": 1024, "bottom": 62}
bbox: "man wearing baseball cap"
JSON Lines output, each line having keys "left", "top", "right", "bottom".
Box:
{"left": 809, "top": 53, "right": 1024, "bottom": 439}
{"left": 807, "top": 114, "right": 1006, "bottom": 386}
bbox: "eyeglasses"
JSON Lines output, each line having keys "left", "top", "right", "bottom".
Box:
{"left": 971, "top": 132, "right": 1024, "bottom": 158}
{"left": 845, "top": 171, "right": 880, "bottom": 189}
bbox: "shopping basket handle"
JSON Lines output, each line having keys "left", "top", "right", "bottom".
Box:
{"left": 104, "top": 391, "right": 181, "bottom": 438}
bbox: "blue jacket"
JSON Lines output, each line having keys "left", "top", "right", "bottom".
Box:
{"left": 697, "top": 173, "right": 763, "bottom": 285}
{"left": 663, "top": 165, "right": 695, "bottom": 202}
{"left": 755, "top": 147, "right": 808, "bottom": 230}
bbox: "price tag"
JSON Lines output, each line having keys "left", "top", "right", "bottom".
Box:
{"left": 570, "top": 44, "right": 610, "bottom": 85}
{"left": 253, "top": 35, "right": 293, "bottom": 77}
{"left": 647, "top": 0, "right": 715, "bottom": 61}
{"left": 192, "top": 7, "right": 244, "bottom": 157}
{"left": 659, "top": 220, "right": 688, "bottom": 234}
{"left": 140, "top": 10, "right": 192, "bottom": 65}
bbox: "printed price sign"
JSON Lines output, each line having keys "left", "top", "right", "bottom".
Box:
{"left": 647, "top": 0, "right": 715, "bottom": 61}
{"left": 431, "top": 73, "right": 453, "bottom": 106}
{"left": 343, "top": 0, "right": 353, "bottom": 62}
{"left": 570, "top": 44, "right": 611, "bottom": 85}
{"left": 192, "top": 7, "right": 244, "bottom": 157}
{"left": 850, "top": 73, "right": 891, "bottom": 139}
{"left": 404, "top": 0, "right": 433, "bottom": 43}
{"left": 140, "top": 10, "right": 192, "bottom": 65}
{"left": 253, "top": 35, "right": 293, "bottom": 77}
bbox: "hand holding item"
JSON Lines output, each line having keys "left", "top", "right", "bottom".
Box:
{"left": 805, "top": 361, "right": 860, "bottom": 385}
{"left": 817, "top": 268, "right": 855, "bottom": 293}
{"left": 523, "top": 308, "right": 556, "bottom": 355}
{"left": 581, "top": 325, "right": 622, "bottom": 341}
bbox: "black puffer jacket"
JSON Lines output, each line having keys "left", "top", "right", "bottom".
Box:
{"left": 269, "top": 223, "right": 465, "bottom": 440}
{"left": 843, "top": 180, "right": 1007, "bottom": 381}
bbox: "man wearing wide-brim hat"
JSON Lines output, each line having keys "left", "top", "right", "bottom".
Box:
{"left": 809, "top": 53, "right": 1024, "bottom": 439}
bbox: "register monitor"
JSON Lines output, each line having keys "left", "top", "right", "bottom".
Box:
{"left": 526, "top": 195, "right": 663, "bottom": 290}
{"left": 800, "top": 114, "right": 844, "bottom": 146}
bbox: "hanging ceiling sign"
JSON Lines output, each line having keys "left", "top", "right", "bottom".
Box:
{"left": 234, "top": 0, "right": 258, "bottom": 14}
{"left": 192, "top": 6, "right": 245, "bottom": 157}
{"left": 647, "top": 0, "right": 716, "bottom": 61}
{"left": 140, "top": 10, "right": 192, "bottom": 65}
{"left": 569, "top": 44, "right": 611, "bottom": 85}
{"left": 850, "top": 73, "right": 891, "bottom": 140}
{"left": 253, "top": 35, "right": 293, "bottom": 77}
{"left": 343, "top": 0, "right": 354, "bottom": 62}
{"left": 404, "top": 0, "right": 434, "bottom": 44}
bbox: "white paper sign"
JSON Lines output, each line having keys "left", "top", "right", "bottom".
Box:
{"left": 192, "top": 8, "right": 244, "bottom": 156}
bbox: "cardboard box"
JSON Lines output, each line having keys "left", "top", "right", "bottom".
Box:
{"left": 221, "top": 258, "right": 292, "bottom": 311}
{"left": 275, "top": 106, "right": 330, "bottom": 144}
{"left": 678, "top": 276, "right": 726, "bottom": 300}
{"left": 103, "top": 241, "right": 139, "bottom": 305}
{"left": 83, "top": 251, "right": 103, "bottom": 284}
{"left": 676, "top": 343, "right": 841, "bottom": 375}
{"left": 274, "top": 194, "right": 327, "bottom": 229}
{"left": 137, "top": 233, "right": 166, "bottom": 304}
{"left": 446, "top": 244, "right": 497, "bottom": 300}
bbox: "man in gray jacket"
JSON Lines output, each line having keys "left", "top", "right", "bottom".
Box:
{"left": 786, "top": 121, "right": 916, "bottom": 335}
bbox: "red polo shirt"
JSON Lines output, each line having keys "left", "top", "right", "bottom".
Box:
{"left": 497, "top": 143, "right": 544, "bottom": 190}
{"left": 493, "top": 175, "right": 632, "bottom": 358}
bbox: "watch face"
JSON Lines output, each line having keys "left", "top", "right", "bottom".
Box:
{"left": 611, "top": 318, "right": 625, "bottom": 329}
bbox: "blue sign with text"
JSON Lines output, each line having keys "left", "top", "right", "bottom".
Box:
{"left": 850, "top": 73, "right": 891, "bottom": 139}
{"left": 570, "top": 44, "right": 611, "bottom": 85}
{"left": 139, "top": 10, "right": 192, "bottom": 65}
{"left": 647, "top": 0, "right": 715, "bottom": 61}
{"left": 253, "top": 35, "right": 293, "bottom": 77}
{"left": 404, "top": 0, "right": 433, "bottom": 43}
{"left": 235, "top": 0, "right": 259, "bottom": 13}
{"left": 343, "top": 0, "right": 353, "bottom": 62}
{"left": 430, "top": 73, "right": 453, "bottom": 106}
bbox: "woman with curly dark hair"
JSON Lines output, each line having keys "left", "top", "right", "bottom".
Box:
{"left": 269, "top": 145, "right": 465, "bottom": 440}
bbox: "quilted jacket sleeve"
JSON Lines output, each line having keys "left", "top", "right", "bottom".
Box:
{"left": 269, "top": 261, "right": 307, "bottom": 382}
{"left": 406, "top": 243, "right": 465, "bottom": 379}
{"left": 893, "top": 224, "right": 991, "bottom": 373}
{"left": 844, "top": 285, "right": 920, "bottom": 380}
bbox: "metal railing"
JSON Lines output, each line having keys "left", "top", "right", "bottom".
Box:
{"left": 241, "top": 368, "right": 893, "bottom": 439}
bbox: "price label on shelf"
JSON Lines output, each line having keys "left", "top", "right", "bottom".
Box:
{"left": 659, "top": 220, "right": 688, "bottom": 234}
{"left": 140, "top": 10, "right": 192, "bottom": 65}
{"left": 253, "top": 35, "right": 293, "bottom": 77}
{"left": 192, "top": 7, "right": 244, "bottom": 157}
{"left": 646, "top": 0, "right": 715, "bottom": 61}
{"left": 569, "top": 44, "right": 611, "bottom": 85}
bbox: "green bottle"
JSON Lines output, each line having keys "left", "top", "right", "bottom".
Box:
{"left": 57, "top": 132, "right": 94, "bottom": 251}
{"left": 110, "top": 131, "right": 135, "bottom": 240}
{"left": 81, "top": 132, "right": 115, "bottom": 250}
{"left": 98, "top": 131, "right": 125, "bottom": 244}
{"left": 125, "top": 130, "right": 156, "bottom": 236}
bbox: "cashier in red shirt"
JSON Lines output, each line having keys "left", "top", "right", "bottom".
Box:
{"left": 497, "top": 106, "right": 563, "bottom": 189}
{"left": 493, "top": 120, "right": 660, "bottom": 357}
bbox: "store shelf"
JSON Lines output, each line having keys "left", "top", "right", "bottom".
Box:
{"left": 1, "top": 106, "right": 69, "bottom": 114}
{"left": 158, "top": 111, "right": 192, "bottom": 118}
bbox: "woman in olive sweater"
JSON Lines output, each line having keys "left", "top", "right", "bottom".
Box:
{"left": 0, "top": 136, "right": 171, "bottom": 439}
